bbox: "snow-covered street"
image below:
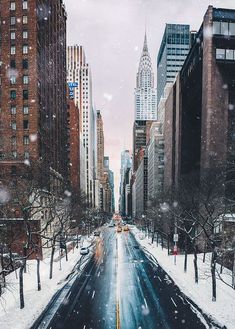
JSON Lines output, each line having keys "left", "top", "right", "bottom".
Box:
{"left": 133, "top": 228, "right": 235, "bottom": 329}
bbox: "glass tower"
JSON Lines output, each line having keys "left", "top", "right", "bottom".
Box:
{"left": 157, "top": 24, "right": 190, "bottom": 105}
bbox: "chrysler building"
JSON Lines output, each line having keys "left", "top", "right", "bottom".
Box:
{"left": 135, "top": 33, "right": 157, "bottom": 121}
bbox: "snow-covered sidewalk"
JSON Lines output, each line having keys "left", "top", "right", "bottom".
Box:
{"left": 0, "top": 236, "right": 94, "bottom": 329}
{"left": 132, "top": 227, "right": 235, "bottom": 329}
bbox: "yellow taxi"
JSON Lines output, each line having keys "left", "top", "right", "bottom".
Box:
{"left": 123, "top": 225, "right": 129, "bottom": 232}
{"left": 117, "top": 226, "right": 122, "bottom": 233}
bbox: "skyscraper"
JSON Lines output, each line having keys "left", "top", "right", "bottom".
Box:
{"left": 135, "top": 33, "right": 157, "bottom": 121}
{"left": 157, "top": 24, "right": 190, "bottom": 105}
{"left": 96, "top": 110, "right": 104, "bottom": 182}
{"left": 0, "top": 0, "right": 68, "bottom": 191}
{"left": 67, "top": 46, "right": 96, "bottom": 204}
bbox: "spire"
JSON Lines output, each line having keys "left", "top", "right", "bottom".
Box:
{"left": 143, "top": 31, "right": 148, "bottom": 52}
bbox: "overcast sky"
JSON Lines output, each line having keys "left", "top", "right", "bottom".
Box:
{"left": 64, "top": 0, "right": 235, "bottom": 206}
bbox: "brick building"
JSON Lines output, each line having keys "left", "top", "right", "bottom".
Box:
{"left": 0, "top": 0, "right": 68, "bottom": 192}
{"left": 67, "top": 97, "right": 80, "bottom": 199}
{"left": 164, "top": 6, "right": 235, "bottom": 197}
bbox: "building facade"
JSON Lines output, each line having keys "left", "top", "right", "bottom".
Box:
{"left": 164, "top": 6, "right": 235, "bottom": 198}
{"left": 0, "top": 0, "right": 68, "bottom": 191}
{"left": 67, "top": 45, "right": 96, "bottom": 205}
{"left": 157, "top": 24, "right": 190, "bottom": 105}
{"left": 147, "top": 122, "right": 164, "bottom": 201}
{"left": 135, "top": 33, "right": 157, "bottom": 121}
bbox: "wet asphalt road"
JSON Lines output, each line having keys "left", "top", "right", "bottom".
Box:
{"left": 42, "top": 227, "right": 213, "bottom": 329}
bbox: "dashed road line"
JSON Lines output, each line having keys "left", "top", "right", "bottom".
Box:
{"left": 171, "top": 297, "right": 177, "bottom": 308}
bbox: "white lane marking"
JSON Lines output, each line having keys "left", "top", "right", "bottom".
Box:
{"left": 83, "top": 325, "right": 86, "bottom": 329}
{"left": 144, "top": 298, "right": 148, "bottom": 308}
{"left": 158, "top": 277, "right": 162, "bottom": 282}
{"left": 97, "top": 271, "right": 101, "bottom": 277}
{"left": 171, "top": 297, "right": 177, "bottom": 307}
{"left": 66, "top": 291, "right": 71, "bottom": 299}
{"left": 92, "top": 290, "right": 96, "bottom": 299}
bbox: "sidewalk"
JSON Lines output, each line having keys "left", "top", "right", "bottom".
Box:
{"left": 0, "top": 236, "right": 94, "bottom": 329}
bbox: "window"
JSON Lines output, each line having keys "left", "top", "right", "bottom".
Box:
{"left": 230, "top": 23, "right": 235, "bottom": 36}
{"left": 23, "top": 105, "right": 29, "bottom": 114}
{"left": 22, "top": 1, "right": 28, "bottom": 10}
{"left": 22, "top": 15, "right": 28, "bottom": 24}
{"left": 22, "top": 59, "right": 28, "bottom": 69}
{"left": 23, "top": 90, "right": 28, "bottom": 100}
{"left": 10, "top": 17, "right": 16, "bottom": 25}
{"left": 12, "top": 151, "right": 17, "bottom": 158}
{"left": 11, "top": 136, "right": 16, "bottom": 145}
{"left": 11, "top": 121, "right": 16, "bottom": 130}
{"left": 216, "top": 48, "right": 225, "bottom": 60}
{"left": 23, "top": 30, "right": 28, "bottom": 39}
{"left": 221, "top": 22, "right": 229, "bottom": 35}
{"left": 10, "top": 90, "right": 16, "bottom": 99}
{"left": 23, "top": 75, "right": 28, "bottom": 84}
{"left": 10, "top": 45, "right": 16, "bottom": 55}
{"left": 10, "top": 75, "right": 16, "bottom": 84}
{"left": 23, "top": 45, "right": 28, "bottom": 54}
{"left": 11, "top": 165, "right": 17, "bottom": 175}
{"left": 10, "top": 2, "right": 16, "bottom": 10}
{"left": 10, "top": 60, "right": 16, "bottom": 68}
{"left": 23, "top": 119, "right": 29, "bottom": 129}
{"left": 213, "top": 21, "right": 221, "bottom": 34}
{"left": 23, "top": 135, "right": 29, "bottom": 145}
{"left": 11, "top": 106, "right": 16, "bottom": 115}
{"left": 24, "top": 151, "right": 29, "bottom": 159}
{"left": 10, "top": 32, "right": 16, "bottom": 40}
{"left": 226, "top": 49, "right": 234, "bottom": 60}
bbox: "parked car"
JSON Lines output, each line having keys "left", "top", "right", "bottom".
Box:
{"left": 80, "top": 247, "right": 89, "bottom": 255}
{"left": 123, "top": 225, "right": 129, "bottom": 231}
{"left": 117, "top": 226, "right": 122, "bottom": 233}
{"left": 94, "top": 231, "right": 101, "bottom": 236}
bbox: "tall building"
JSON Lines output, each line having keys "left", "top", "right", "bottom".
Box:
{"left": 97, "top": 110, "right": 104, "bottom": 182}
{"left": 133, "top": 33, "right": 156, "bottom": 174}
{"left": 133, "top": 120, "right": 153, "bottom": 171}
{"left": 0, "top": 0, "right": 68, "bottom": 191}
{"left": 164, "top": 6, "right": 235, "bottom": 198}
{"left": 157, "top": 24, "right": 190, "bottom": 105}
{"left": 67, "top": 46, "right": 97, "bottom": 204}
{"left": 119, "top": 150, "right": 132, "bottom": 214}
{"left": 147, "top": 122, "right": 164, "bottom": 201}
{"left": 135, "top": 33, "right": 157, "bottom": 121}
{"left": 67, "top": 96, "right": 80, "bottom": 199}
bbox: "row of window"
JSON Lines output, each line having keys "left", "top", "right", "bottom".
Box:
{"left": 10, "top": 59, "right": 28, "bottom": 69}
{"left": 10, "top": 135, "right": 29, "bottom": 144}
{"left": 2, "top": 151, "right": 30, "bottom": 159}
{"left": 213, "top": 21, "right": 235, "bottom": 36}
{"left": 10, "top": 44, "right": 29, "bottom": 55}
{"left": 10, "top": 75, "right": 29, "bottom": 85}
{"left": 11, "top": 119, "right": 29, "bottom": 130}
{"left": 10, "top": 105, "right": 29, "bottom": 115}
{"left": 216, "top": 48, "right": 235, "bottom": 61}
{"left": 10, "top": 15, "right": 28, "bottom": 25}
{"left": 10, "top": 30, "right": 28, "bottom": 40}
{"left": 10, "top": 89, "right": 29, "bottom": 100}
{"left": 10, "top": 1, "right": 28, "bottom": 11}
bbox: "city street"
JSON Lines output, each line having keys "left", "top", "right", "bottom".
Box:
{"left": 38, "top": 227, "right": 212, "bottom": 329}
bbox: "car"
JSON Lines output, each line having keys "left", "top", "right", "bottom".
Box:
{"left": 108, "top": 223, "right": 115, "bottom": 227}
{"left": 123, "top": 225, "right": 129, "bottom": 231}
{"left": 117, "top": 226, "right": 122, "bottom": 233}
{"left": 80, "top": 247, "right": 89, "bottom": 255}
{"left": 94, "top": 231, "right": 101, "bottom": 236}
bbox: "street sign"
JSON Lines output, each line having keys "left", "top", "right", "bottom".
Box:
{"left": 173, "top": 245, "right": 178, "bottom": 255}
{"left": 68, "top": 82, "right": 78, "bottom": 88}
{"left": 173, "top": 234, "right": 179, "bottom": 242}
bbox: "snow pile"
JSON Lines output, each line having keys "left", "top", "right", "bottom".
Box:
{"left": 0, "top": 236, "right": 93, "bottom": 329}
{"left": 132, "top": 228, "right": 235, "bottom": 329}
